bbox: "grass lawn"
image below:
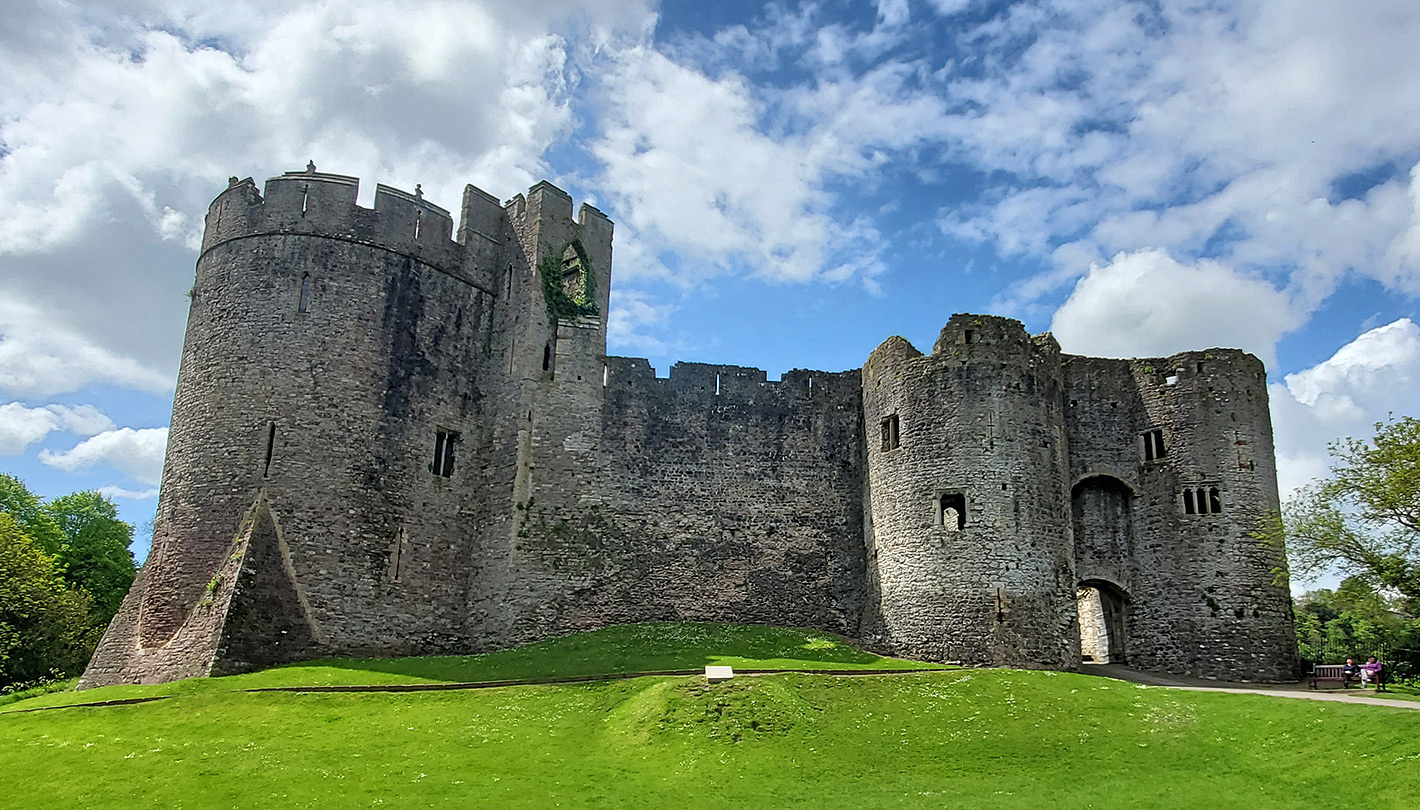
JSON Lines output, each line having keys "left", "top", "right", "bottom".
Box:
{"left": 1, "top": 624, "right": 1417, "bottom": 809}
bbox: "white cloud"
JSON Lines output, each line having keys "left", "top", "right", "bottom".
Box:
{"left": 607, "top": 288, "right": 678, "bottom": 357}
{"left": 0, "top": 0, "right": 656, "bottom": 390}
{"left": 97, "top": 485, "right": 160, "bottom": 501}
{"left": 938, "top": 0, "right": 1420, "bottom": 312}
{"left": 0, "top": 297, "right": 172, "bottom": 397}
{"left": 0, "top": 402, "right": 115, "bottom": 454}
{"left": 1269, "top": 318, "right": 1420, "bottom": 500}
{"left": 38, "top": 427, "right": 170, "bottom": 486}
{"left": 1049, "top": 249, "right": 1297, "bottom": 367}
{"left": 592, "top": 49, "right": 941, "bottom": 288}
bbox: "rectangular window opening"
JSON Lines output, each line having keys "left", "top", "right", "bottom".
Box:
{"left": 939, "top": 493, "right": 967, "bottom": 531}
{"left": 298, "top": 273, "right": 311, "bottom": 313}
{"left": 414, "top": 210, "right": 422, "bottom": 241}
{"left": 432, "top": 429, "right": 459, "bottom": 478}
{"left": 715, "top": 372, "right": 721, "bottom": 396}
{"left": 881, "top": 414, "right": 900, "bottom": 451}
{"left": 1143, "top": 428, "right": 1165, "bottom": 461}
{"left": 1183, "top": 489, "right": 1196, "bottom": 514}
{"left": 964, "top": 329, "right": 975, "bottom": 344}
{"left": 301, "top": 184, "right": 309, "bottom": 216}
{"left": 603, "top": 364, "right": 609, "bottom": 387}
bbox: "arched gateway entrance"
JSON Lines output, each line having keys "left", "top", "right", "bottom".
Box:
{"left": 1077, "top": 580, "right": 1129, "bottom": 663}
{"left": 1071, "top": 474, "right": 1134, "bottom": 665}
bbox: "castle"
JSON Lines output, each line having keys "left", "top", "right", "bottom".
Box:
{"left": 80, "top": 167, "right": 1298, "bottom": 687}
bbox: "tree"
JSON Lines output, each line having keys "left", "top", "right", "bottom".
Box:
{"left": 44, "top": 491, "right": 136, "bottom": 621}
{"left": 1285, "top": 416, "right": 1420, "bottom": 607}
{"left": 0, "top": 513, "right": 96, "bottom": 687}
{"left": 0, "top": 473, "right": 63, "bottom": 555}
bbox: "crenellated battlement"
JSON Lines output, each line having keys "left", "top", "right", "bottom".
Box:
{"left": 200, "top": 168, "right": 467, "bottom": 277}
{"left": 601, "top": 357, "right": 859, "bottom": 406}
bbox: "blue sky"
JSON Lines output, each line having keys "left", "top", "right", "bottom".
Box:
{"left": 2, "top": 0, "right": 1419, "bottom": 593}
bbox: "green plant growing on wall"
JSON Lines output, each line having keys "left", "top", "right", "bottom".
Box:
{"left": 539, "top": 241, "right": 598, "bottom": 321}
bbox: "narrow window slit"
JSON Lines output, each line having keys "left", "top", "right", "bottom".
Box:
{"left": 301, "top": 184, "right": 309, "bottom": 215}
{"left": 715, "top": 373, "right": 721, "bottom": 396}
{"left": 262, "top": 422, "right": 276, "bottom": 477}
{"left": 543, "top": 343, "right": 552, "bottom": 372}
{"left": 298, "top": 273, "right": 311, "bottom": 313}
{"left": 414, "top": 210, "right": 422, "bottom": 241}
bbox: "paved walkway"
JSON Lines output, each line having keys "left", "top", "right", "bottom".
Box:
{"left": 1081, "top": 663, "right": 1420, "bottom": 709}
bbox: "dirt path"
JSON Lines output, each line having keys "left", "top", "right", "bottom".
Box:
{"left": 1081, "top": 663, "right": 1419, "bottom": 709}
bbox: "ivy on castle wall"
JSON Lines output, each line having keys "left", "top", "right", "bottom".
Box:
{"left": 539, "top": 241, "right": 599, "bottom": 321}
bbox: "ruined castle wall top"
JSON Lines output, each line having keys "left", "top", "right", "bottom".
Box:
{"left": 201, "top": 171, "right": 499, "bottom": 293}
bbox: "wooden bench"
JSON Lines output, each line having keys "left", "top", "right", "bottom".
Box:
{"left": 1308, "top": 663, "right": 1388, "bottom": 691}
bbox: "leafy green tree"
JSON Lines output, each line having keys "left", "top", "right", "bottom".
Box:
{"left": 44, "top": 491, "right": 136, "bottom": 621}
{"left": 0, "top": 474, "right": 63, "bottom": 555}
{"left": 1285, "top": 416, "right": 1420, "bottom": 607}
{"left": 0, "top": 513, "right": 96, "bottom": 687}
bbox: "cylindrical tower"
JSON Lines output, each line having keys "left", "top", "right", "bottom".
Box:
{"left": 83, "top": 168, "right": 507, "bottom": 686}
{"left": 862, "top": 315, "right": 1076, "bottom": 668}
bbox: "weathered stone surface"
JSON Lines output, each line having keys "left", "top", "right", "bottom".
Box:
{"left": 79, "top": 169, "right": 1297, "bottom": 689}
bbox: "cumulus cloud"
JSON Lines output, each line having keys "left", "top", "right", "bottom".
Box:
{"left": 0, "top": 298, "right": 172, "bottom": 397}
{"left": 38, "top": 427, "right": 170, "bottom": 486}
{"left": 1049, "top": 249, "right": 1297, "bottom": 367}
{"left": 0, "top": 0, "right": 656, "bottom": 391}
{"left": 0, "top": 402, "right": 115, "bottom": 454}
{"left": 592, "top": 48, "right": 940, "bottom": 287}
{"left": 1269, "top": 319, "right": 1420, "bottom": 498}
{"left": 939, "top": 0, "right": 1420, "bottom": 312}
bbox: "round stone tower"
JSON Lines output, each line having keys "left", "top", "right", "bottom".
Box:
{"left": 862, "top": 315, "right": 1076, "bottom": 668}
{"left": 83, "top": 168, "right": 507, "bottom": 686}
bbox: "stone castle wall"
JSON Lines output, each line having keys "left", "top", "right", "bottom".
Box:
{"left": 81, "top": 169, "right": 1297, "bottom": 688}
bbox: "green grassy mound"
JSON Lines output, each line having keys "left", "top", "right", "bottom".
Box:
{"left": 2, "top": 625, "right": 1417, "bottom": 808}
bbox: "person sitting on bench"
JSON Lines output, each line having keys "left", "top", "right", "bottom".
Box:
{"left": 1341, "top": 658, "right": 1361, "bottom": 688}
{"left": 1361, "top": 657, "right": 1383, "bottom": 688}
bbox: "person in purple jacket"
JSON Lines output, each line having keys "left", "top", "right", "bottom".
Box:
{"left": 1361, "top": 656, "right": 1384, "bottom": 688}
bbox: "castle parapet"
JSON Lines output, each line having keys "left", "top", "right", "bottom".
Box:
{"left": 200, "top": 169, "right": 467, "bottom": 280}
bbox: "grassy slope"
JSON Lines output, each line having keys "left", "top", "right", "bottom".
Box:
{"left": 2, "top": 624, "right": 1417, "bottom": 809}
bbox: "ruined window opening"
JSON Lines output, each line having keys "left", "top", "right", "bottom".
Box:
{"left": 1143, "top": 428, "right": 1166, "bottom": 461}
{"left": 301, "top": 184, "right": 309, "bottom": 215}
{"left": 543, "top": 343, "right": 552, "bottom": 371}
{"left": 1182, "top": 485, "right": 1223, "bottom": 515}
{"left": 262, "top": 422, "right": 276, "bottom": 477}
{"left": 432, "top": 429, "right": 459, "bottom": 478}
{"left": 561, "top": 244, "right": 588, "bottom": 305}
{"left": 1196, "top": 362, "right": 1205, "bottom": 373}
{"left": 388, "top": 528, "right": 409, "bottom": 583}
{"left": 414, "top": 210, "right": 422, "bottom": 241}
{"left": 1166, "top": 375, "right": 1178, "bottom": 386}
{"left": 938, "top": 493, "right": 966, "bottom": 531}
{"left": 881, "top": 414, "right": 900, "bottom": 451}
{"left": 964, "top": 329, "right": 975, "bottom": 344}
{"left": 298, "top": 273, "right": 311, "bottom": 313}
